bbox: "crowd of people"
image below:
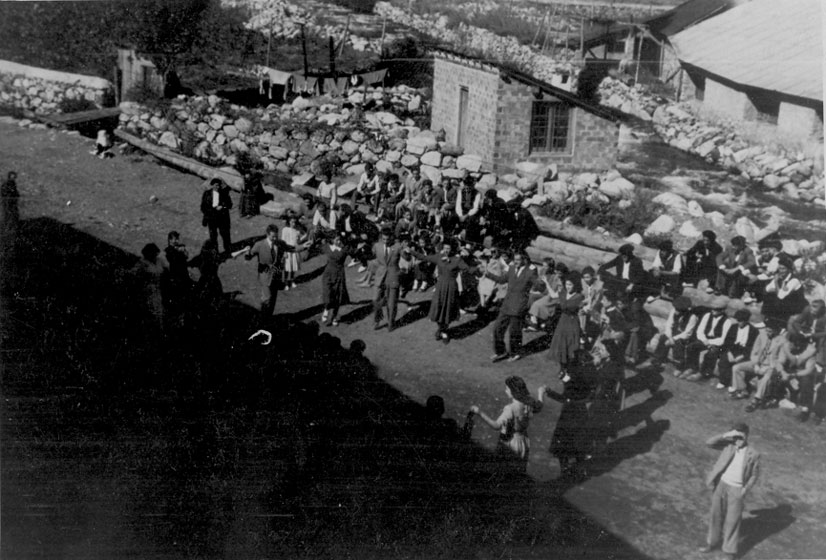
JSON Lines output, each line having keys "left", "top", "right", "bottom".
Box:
{"left": 125, "top": 158, "right": 825, "bottom": 481}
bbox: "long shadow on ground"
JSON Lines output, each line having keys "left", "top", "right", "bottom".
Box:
{"left": 1, "top": 217, "right": 651, "bottom": 559}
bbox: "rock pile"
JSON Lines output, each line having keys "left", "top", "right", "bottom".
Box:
{"left": 374, "top": 2, "right": 581, "bottom": 91}
{"left": 0, "top": 70, "right": 112, "bottom": 114}
{"left": 599, "top": 77, "right": 825, "bottom": 206}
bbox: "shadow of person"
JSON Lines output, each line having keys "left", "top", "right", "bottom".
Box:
{"left": 446, "top": 311, "right": 495, "bottom": 341}
{"left": 738, "top": 504, "right": 795, "bottom": 556}
{"left": 336, "top": 301, "right": 376, "bottom": 324}
{"left": 622, "top": 363, "right": 665, "bottom": 399}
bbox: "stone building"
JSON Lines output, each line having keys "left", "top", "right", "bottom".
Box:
{"left": 670, "top": 0, "right": 823, "bottom": 141}
{"left": 431, "top": 51, "right": 622, "bottom": 174}
{"left": 116, "top": 48, "right": 162, "bottom": 100}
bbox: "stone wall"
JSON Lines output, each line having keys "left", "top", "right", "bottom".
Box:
{"left": 0, "top": 59, "right": 113, "bottom": 114}
{"left": 431, "top": 58, "right": 498, "bottom": 168}
{"left": 599, "top": 77, "right": 825, "bottom": 205}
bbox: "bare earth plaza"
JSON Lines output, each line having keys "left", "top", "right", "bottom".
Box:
{"left": 0, "top": 1, "right": 824, "bottom": 559}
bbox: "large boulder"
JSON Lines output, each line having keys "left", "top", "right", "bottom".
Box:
{"left": 515, "top": 161, "right": 547, "bottom": 180}
{"left": 292, "top": 96, "right": 314, "bottom": 110}
{"left": 598, "top": 177, "right": 635, "bottom": 199}
{"left": 497, "top": 187, "right": 522, "bottom": 203}
{"left": 442, "top": 168, "right": 468, "bottom": 180}
{"left": 268, "top": 145, "right": 289, "bottom": 160}
{"left": 375, "top": 160, "right": 394, "bottom": 174}
{"left": 439, "top": 143, "right": 464, "bottom": 157}
{"left": 644, "top": 215, "right": 676, "bottom": 236}
{"left": 158, "top": 131, "right": 179, "bottom": 149}
{"left": 420, "top": 165, "right": 442, "bottom": 185}
{"left": 385, "top": 150, "right": 401, "bottom": 163}
{"left": 400, "top": 154, "right": 419, "bottom": 168}
{"left": 678, "top": 220, "right": 703, "bottom": 239}
{"left": 420, "top": 151, "right": 442, "bottom": 167}
{"left": 234, "top": 117, "right": 253, "bottom": 134}
{"left": 406, "top": 131, "right": 438, "bottom": 155}
{"left": 342, "top": 140, "right": 360, "bottom": 156}
{"left": 687, "top": 200, "right": 704, "bottom": 217}
{"left": 223, "top": 124, "right": 239, "bottom": 139}
{"left": 541, "top": 181, "right": 569, "bottom": 202}
{"left": 652, "top": 192, "right": 688, "bottom": 211}
{"left": 734, "top": 216, "right": 759, "bottom": 244}
{"left": 456, "top": 154, "right": 483, "bottom": 172}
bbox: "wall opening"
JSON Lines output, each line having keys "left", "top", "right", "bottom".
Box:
{"left": 529, "top": 101, "right": 572, "bottom": 154}
{"left": 457, "top": 86, "right": 469, "bottom": 147}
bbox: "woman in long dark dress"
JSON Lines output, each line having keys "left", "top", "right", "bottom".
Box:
{"left": 410, "top": 239, "right": 474, "bottom": 342}
{"left": 547, "top": 271, "right": 585, "bottom": 378}
{"left": 539, "top": 349, "right": 595, "bottom": 478}
{"left": 321, "top": 233, "right": 351, "bottom": 326}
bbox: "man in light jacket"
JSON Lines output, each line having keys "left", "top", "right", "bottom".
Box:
{"left": 699, "top": 422, "right": 760, "bottom": 559}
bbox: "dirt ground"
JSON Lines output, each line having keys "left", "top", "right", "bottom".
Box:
{"left": 1, "top": 121, "right": 825, "bottom": 560}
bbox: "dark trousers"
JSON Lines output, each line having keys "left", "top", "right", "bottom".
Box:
{"left": 374, "top": 284, "right": 399, "bottom": 328}
{"left": 685, "top": 341, "right": 723, "bottom": 375}
{"left": 653, "top": 336, "right": 690, "bottom": 369}
{"left": 493, "top": 312, "right": 524, "bottom": 355}
{"left": 208, "top": 221, "right": 232, "bottom": 254}
{"left": 715, "top": 270, "right": 749, "bottom": 298}
{"left": 259, "top": 275, "right": 279, "bottom": 325}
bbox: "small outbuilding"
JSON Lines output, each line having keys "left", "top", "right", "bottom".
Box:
{"left": 431, "top": 50, "right": 623, "bottom": 174}
{"left": 670, "top": 0, "right": 823, "bottom": 141}
{"left": 116, "top": 48, "right": 163, "bottom": 100}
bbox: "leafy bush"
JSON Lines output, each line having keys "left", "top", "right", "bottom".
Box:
{"left": 57, "top": 97, "right": 98, "bottom": 113}
{"left": 536, "top": 189, "right": 664, "bottom": 239}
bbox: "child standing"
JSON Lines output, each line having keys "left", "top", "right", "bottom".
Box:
{"left": 281, "top": 215, "right": 303, "bottom": 290}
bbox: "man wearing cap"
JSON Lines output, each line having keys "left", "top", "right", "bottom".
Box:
{"left": 649, "top": 239, "right": 683, "bottom": 300}
{"left": 715, "top": 309, "right": 759, "bottom": 390}
{"left": 684, "top": 230, "right": 723, "bottom": 289}
{"left": 761, "top": 257, "right": 806, "bottom": 324}
{"left": 699, "top": 423, "right": 760, "bottom": 559}
{"left": 736, "top": 318, "right": 786, "bottom": 404}
{"left": 651, "top": 295, "right": 697, "bottom": 370}
{"left": 745, "top": 238, "right": 791, "bottom": 303}
{"left": 715, "top": 236, "right": 756, "bottom": 298}
{"left": 200, "top": 178, "right": 233, "bottom": 255}
{"left": 682, "top": 298, "right": 731, "bottom": 381}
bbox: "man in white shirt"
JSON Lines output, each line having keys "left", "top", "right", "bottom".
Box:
{"left": 700, "top": 423, "right": 760, "bottom": 559}
{"left": 682, "top": 298, "right": 731, "bottom": 381}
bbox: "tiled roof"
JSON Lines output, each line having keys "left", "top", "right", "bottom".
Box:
{"left": 670, "top": 0, "right": 823, "bottom": 101}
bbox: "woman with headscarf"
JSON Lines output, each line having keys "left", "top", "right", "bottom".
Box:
{"left": 470, "top": 375, "right": 543, "bottom": 468}
{"left": 409, "top": 238, "right": 475, "bottom": 342}
{"left": 547, "top": 271, "right": 586, "bottom": 378}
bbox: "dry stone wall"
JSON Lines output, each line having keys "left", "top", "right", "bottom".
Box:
{"left": 0, "top": 60, "right": 113, "bottom": 114}
{"left": 599, "top": 77, "right": 825, "bottom": 206}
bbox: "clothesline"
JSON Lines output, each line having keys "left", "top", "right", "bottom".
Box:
{"left": 255, "top": 65, "right": 388, "bottom": 100}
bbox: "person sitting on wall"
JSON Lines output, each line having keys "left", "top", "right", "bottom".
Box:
{"left": 714, "top": 235, "right": 757, "bottom": 298}
{"left": 648, "top": 239, "right": 683, "bottom": 302}
{"left": 744, "top": 238, "right": 792, "bottom": 304}
{"left": 598, "top": 244, "right": 647, "bottom": 310}
{"left": 650, "top": 295, "right": 698, "bottom": 371}
{"left": 681, "top": 298, "right": 732, "bottom": 382}
{"left": 761, "top": 256, "right": 807, "bottom": 325}
{"left": 683, "top": 230, "right": 723, "bottom": 290}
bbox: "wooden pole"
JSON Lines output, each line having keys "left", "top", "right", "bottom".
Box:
{"left": 329, "top": 35, "right": 336, "bottom": 76}
{"left": 337, "top": 14, "right": 351, "bottom": 59}
{"left": 300, "top": 24, "right": 309, "bottom": 76}
{"left": 634, "top": 26, "right": 643, "bottom": 85}
{"left": 265, "top": 16, "right": 274, "bottom": 68}
{"left": 533, "top": 8, "right": 549, "bottom": 47}
{"left": 113, "top": 66, "right": 120, "bottom": 105}
{"left": 379, "top": 14, "right": 388, "bottom": 58}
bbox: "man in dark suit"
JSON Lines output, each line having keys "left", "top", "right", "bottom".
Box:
{"left": 201, "top": 178, "right": 233, "bottom": 255}
{"left": 598, "top": 243, "right": 647, "bottom": 300}
{"left": 337, "top": 203, "right": 378, "bottom": 268}
{"left": 488, "top": 252, "right": 538, "bottom": 362}
{"left": 372, "top": 226, "right": 403, "bottom": 332}
{"left": 245, "top": 224, "right": 296, "bottom": 325}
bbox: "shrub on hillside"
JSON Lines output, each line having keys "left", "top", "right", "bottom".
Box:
{"left": 57, "top": 97, "right": 98, "bottom": 114}
{"left": 536, "top": 189, "right": 664, "bottom": 239}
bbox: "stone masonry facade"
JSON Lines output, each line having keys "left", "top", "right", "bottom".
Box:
{"left": 494, "top": 76, "right": 619, "bottom": 173}
{"left": 431, "top": 57, "right": 498, "bottom": 168}
{"left": 432, "top": 56, "right": 619, "bottom": 175}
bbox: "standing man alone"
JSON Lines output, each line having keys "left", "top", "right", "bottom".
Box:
{"left": 700, "top": 422, "right": 760, "bottom": 559}
{"left": 201, "top": 178, "right": 233, "bottom": 256}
